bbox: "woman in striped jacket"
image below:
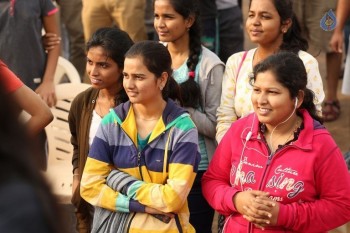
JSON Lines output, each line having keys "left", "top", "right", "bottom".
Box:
{"left": 81, "top": 41, "right": 201, "bottom": 233}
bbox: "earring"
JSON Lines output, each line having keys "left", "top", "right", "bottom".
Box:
{"left": 159, "top": 86, "right": 163, "bottom": 91}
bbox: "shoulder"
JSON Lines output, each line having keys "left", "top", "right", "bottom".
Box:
{"left": 226, "top": 48, "right": 255, "bottom": 67}
{"left": 297, "top": 50, "right": 318, "bottom": 65}
{"left": 70, "top": 87, "right": 97, "bottom": 116}
{"left": 72, "top": 87, "right": 97, "bottom": 107}
{"left": 201, "top": 46, "right": 224, "bottom": 65}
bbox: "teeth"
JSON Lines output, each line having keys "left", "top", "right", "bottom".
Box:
{"left": 259, "top": 108, "right": 269, "bottom": 113}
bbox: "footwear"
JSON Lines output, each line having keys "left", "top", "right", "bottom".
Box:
{"left": 322, "top": 100, "right": 341, "bottom": 122}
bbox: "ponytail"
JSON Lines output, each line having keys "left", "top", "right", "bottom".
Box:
{"left": 280, "top": 13, "right": 308, "bottom": 53}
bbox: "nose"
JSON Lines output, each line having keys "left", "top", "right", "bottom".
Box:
{"left": 250, "top": 15, "right": 261, "bottom": 26}
{"left": 123, "top": 76, "right": 135, "bottom": 90}
{"left": 156, "top": 17, "right": 165, "bottom": 28}
{"left": 257, "top": 93, "right": 268, "bottom": 105}
{"left": 88, "top": 64, "right": 98, "bottom": 76}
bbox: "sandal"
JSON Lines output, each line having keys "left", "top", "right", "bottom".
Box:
{"left": 322, "top": 100, "right": 341, "bottom": 122}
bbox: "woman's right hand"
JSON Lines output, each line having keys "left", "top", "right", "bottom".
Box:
{"left": 72, "top": 174, "right": 80, "bottom": 196}
{"left": 145, "top": 206, "right": 175, "bottom": 223}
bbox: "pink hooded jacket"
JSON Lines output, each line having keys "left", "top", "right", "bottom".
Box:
{"left": 203, "top": 110, "right": 350, "bottom": 233}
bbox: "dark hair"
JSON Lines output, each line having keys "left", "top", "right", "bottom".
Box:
{"left": 125, "top": 41, "right": 182, "bottom": 103}
{"left": 155, "top": 0, "right": 203, "bottom": 109}
{"left": 250, "top": 51, "right": 323, "bottom": 123}
{"left": 249, "top": 0, "right": 308, "bottom": 53}
{"left": 86, "top": 27, "right": 134, "bottom": 102}
{"left": 0, "top": 84, "right": 65, "bottom": 233}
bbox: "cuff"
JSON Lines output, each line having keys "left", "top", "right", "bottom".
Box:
{"left": 224, "top": 189, "right": 240, "bottom": 212}
{"left": 129, "top": 200, "right": 146, "bottom": 213}
{"left": 127, "top": 180, "right": 144, "bottom": 199}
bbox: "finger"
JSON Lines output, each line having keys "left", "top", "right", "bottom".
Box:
{"left": 250, "top": 190, "right": 269, "bottom": 197}
{"left": 255, "top": 196, "right": 276, "bottom": 208}
{"left": 244, "top": 205, "right": 272, "bottom": 221}
{"left": 254, "top": 223, "right": 266, "bottom": 230}
{"left": 243, "top": 213, "right": 270, "bottom": 225}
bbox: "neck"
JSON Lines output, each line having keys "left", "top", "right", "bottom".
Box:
{"left": 255, "top": 46, "right": 280, "bottom": 63}
{"left": 167, "top": 34, "right": 190, "bottom": 56}
{"left": 133, "top": 98, "right": 166, "bottom": 120}
{"left": 99, "top": 86, "right": 122, "bottom": 102}
{"left": 265, "top": 115, "right": 299, "bottom": 135}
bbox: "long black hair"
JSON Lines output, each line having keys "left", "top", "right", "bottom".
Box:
{"left": 249, "top": 0, "right": 308, "bottom": 53}
{"left": 86, "top": 27, "right": 134, "bottom": 103}
{"left": 125, "top": 41, "right": 182, "bottom": 104}
{"left": 250, "top": 51, "right": 323, "bottom": 123}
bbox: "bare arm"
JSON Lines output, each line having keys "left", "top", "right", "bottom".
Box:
{"left": 35, "top": 13, "right": 61, "bottom": 107}
{"left": 330, "top": 0, "right": 350, "bottom": 52}
{"left": 13, "top": 85, "right": 53, "bottom": 137}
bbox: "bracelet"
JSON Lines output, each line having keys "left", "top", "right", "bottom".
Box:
{"left": 73, "top": 174, "right": 79, "bottom": 176}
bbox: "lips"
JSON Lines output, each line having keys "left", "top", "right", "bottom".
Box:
{"left": 258, "top": 107, "right": 270, "bottom": 116}
{"left": 90, "top": 78, "right": 102, "bottom": 84}
{"left": 250, "top": 30, "right": 263, "bottom": 36}
{"left": 157, "top": 30, "right": 169, "bottom": 37}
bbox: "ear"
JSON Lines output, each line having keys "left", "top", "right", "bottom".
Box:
{"left": 185, "top": 14, "right": 195, "bottom": 30}
{"left": 296, "top": 90, "right": 304, "bottom": 108}
{"left": 158, "top": 71, "right": 169, "bottom": 89}
{"left": 281, "top": 18, "right": 292, "bottom": 33}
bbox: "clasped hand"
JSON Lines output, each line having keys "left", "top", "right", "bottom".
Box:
{"left": 233, "top": 190, "right": 279, "bottom": 230}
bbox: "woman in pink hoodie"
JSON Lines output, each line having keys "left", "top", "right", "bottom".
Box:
{"left": 202, "top": 52, "right": 350, "bottom": 233}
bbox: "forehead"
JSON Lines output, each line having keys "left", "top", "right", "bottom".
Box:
{"left": 254, "top": 70, "right": 284, "bottom": 88}
{"left": 154, "top": 0, "right": 175, "bottom": 11}
{"left": 87, "top": 46, "right": 108, "bottom": 58}
{"left": 124, "top": 56, "right": 147, "bottom": 71}
{"left": 249, "top": 0, "right": 278, "bottom": 13}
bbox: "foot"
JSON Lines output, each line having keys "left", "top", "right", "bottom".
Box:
{"left": 322, "top": 100, "right": 341, "bottom": 122}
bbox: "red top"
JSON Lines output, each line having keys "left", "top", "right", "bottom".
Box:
{"left": 0, "top": 60, "right": 23, "bottom": 94}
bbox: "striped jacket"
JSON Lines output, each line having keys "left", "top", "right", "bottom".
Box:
{"left": 81, "top": 99, "right": 201, "bottom": 233}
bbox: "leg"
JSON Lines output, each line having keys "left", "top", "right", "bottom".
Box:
{"left": 109, "top": 0, "right": 147, "bottom": 42}
{"left": 58, "top": 0, "right": 86, "bottom": 80}
{"left": 188, "top": 171, "right": 215, "bottom": 233}
{"left": 323, "top": 52, "right": 342, "bottom": 121}
{"left": 217, "top": 6, "right": 244, "bottom": 63}
{"left": 82, "top": 0, "right": 112, "bottom": 42}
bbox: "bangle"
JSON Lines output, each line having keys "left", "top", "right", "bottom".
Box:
{"left": 73, "top": 174, "right": 79, "bottom": 176}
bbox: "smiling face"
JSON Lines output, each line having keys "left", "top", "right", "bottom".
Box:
{"left": 153, "top": 0, "right": 193, "bottom": 43}
{"left": 86, "top": 46, "right": 123, "bottom": 90}
{"left": 251, "top": 70, "right": 296, "bottom": 128}
{"left": 123, "top": 56, "right": 166, "bottom": 105}
{"left": 246, "top": 0, "right": 286, "bottom": 48}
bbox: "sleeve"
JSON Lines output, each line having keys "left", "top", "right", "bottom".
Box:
{"left": 277, "top": 144, "right": 350, "bottom": 231}
{"left": 41, "top": 0, "right": 58, "bottom": 16}
{"left": 68, "top": 95, "right": 81, "bottom": 172}
{"left": 202, "top": 125, "right": 241, "bottom": 216}
{"left": 80, "top": 121, "right": 145, "bottom": 213}
{"left": 300, "top": 52, "right": 325, "bottom": 115}
{"left": 126, "top": 125, "right": 201, "bottom": 213}
{"left": 216, "top": 53, "right": 241, "bottom": 143}
{"left": 185, "top": 63, "right": 224, "bottom": 139}
{"left": 0, "top": 61, "right": 24, "bottom": 94}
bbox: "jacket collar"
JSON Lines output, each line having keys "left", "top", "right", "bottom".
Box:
{"left": 245, "top": 109, "right": 325, "bottom": 151}
{"left": 110, "top": 99, "right": 188, "bottom": 144}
